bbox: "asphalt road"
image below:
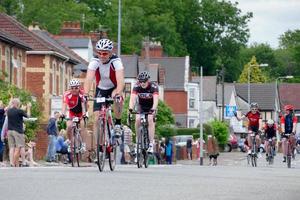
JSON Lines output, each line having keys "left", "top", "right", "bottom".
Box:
{"left": 1, "top": 153, "right": 300, "bottom": 200}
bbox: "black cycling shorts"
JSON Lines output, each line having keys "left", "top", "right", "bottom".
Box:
{"left": 93, "top": 87, "right": 115, "bottom": 112}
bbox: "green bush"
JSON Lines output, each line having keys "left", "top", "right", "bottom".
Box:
{"left": 209, "top": 120, "right": 229, "bottom": 145}
{"left": 157, "top": 124, "right": 177, "bottom": 138}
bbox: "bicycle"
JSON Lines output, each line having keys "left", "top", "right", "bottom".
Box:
{"left": 129, "top": 111, "right": 152, "bottom": 168}
{"left": 284, "top": 133, "right": 294, "bottom": 168}
{"left": 90, "top": 96, "right": 118, "bottom": 172}
{"left": 247, "top": 131, "right": 260, "bottom": 167}
{"left": 61, "top": 116, "right": 87, "bottom": 167}
{"left": 266, "top": 138, "right": 275, "bottom": 165}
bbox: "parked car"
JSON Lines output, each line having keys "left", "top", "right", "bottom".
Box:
{"left": 174, "top": 135, "right": 193, "bottom": 147}
{"left": 224, "top": 133, "right": 238, "bottom": 152}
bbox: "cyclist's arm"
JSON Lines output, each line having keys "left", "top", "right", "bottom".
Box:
{"left": 259, "top": 118, "right": 263, "bottom": 131}
{"left": 84, "top": 69, "right": 96, "bottom": 96}
{"left": 129, "top": 93, "right": 137, "bottom": 110}
{"left": 280, "top": 116, "right": 285, "bottom": 133}
{"left": 61, "top": 96, "right": 68, "bottom": 116}
{"left": 152, "top": 93, "right": 159, "bottom": 110}
{"left": 112, "top": 69, "right": 125, "bottom": 97}
{"left": 235, "top": 114, "right": 245, "bottom": 121}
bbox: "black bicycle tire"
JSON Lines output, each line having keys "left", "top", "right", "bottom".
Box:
{"left": 71, "top": 128, "right": 76, "bottom": 167}
{"left": 144, "top": 150, "right": 149, "bottom": 168}
{"left": 137, "top": 127, "right": 143, "bottom": 168}
{"left": 109, "top": 145, "right": 117, "bottom": 171}
{"left": 97, "top": 119, "right": 106, "bottom": 172}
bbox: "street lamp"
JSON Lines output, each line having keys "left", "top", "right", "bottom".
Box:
{"left": 247, "top": 63, "right": 269, "bottom": 108}
{"left": 275, "top": 75, "right": 294, "bottom": 142}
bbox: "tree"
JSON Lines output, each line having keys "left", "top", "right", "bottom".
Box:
{"left": 238, "top": 56, "right": 267, "bottom": 83}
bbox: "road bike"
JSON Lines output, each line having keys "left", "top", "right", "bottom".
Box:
{"left": 247, "top": 131, "right": 259, "bottom": 167}
{"left": 129, "top": 111, "right": 152, "bottom": 168}
{"left": 265, "top": 138, "right": 276, "bottom": 165}
{"left": 90, "top": 97, "right": 118, "bottom": 172}
{"left": 284, "top": 133, "right": 294, "bottom": 168}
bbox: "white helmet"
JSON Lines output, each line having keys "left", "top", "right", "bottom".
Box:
{"left": 69, "top": 79, "right": 80, "bottom": 87}
{"left": 95, "top": 39, "right": 113, "bottom": 51}
{"left": 267, "top": 119, "right": 274, "bottom": 125}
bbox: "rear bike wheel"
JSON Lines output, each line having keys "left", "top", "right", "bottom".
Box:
{"left": 108, "top": 145, "right": 116, "bottom": 171}
{"left": 75, "top": 133, "right": 81, "bottom": 167}
{"left": 143, "top": 150, "right": 149, "bottom": 168}
{"left": 96, "top": 119, "right": 106, "bottom": 172}
{"left": 287, "top": 155, "right": 291, "bottom": 168}
{"left": 137, "top": 128, "right": 143, "bottom": 168}
{"left": 251, "top": 154, "right": 257, "bottom": 167}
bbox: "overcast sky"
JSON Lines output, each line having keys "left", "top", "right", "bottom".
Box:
{"left": 231, "top": 0, "right": 300, "bottom": 48}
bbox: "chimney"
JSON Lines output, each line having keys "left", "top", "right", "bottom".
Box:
{"left": 141, "top": 40, "right": 163, "bottom": 58}
{"left": 28, "top": 22, "right": 41, "bottom": 31}
{"left": 60, "top": 21, "right": 82, "bottom": 36}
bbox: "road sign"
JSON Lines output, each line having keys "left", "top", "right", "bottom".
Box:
{"left": 225, "top": 105, "right": 237, "bottom": 118}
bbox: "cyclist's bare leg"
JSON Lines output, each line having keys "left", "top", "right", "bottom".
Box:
{"left": 265, "top": 140, "right": 270, "bottom": 155}
{"left": 148, "top": 114, "right": 155, "bottom": 145}
{"left": 113, "top": 99, "right": 123, "bottom": 121}
{"left": 282, "top": 138, "right": 287, "bottom": 156}
{"left": 93, "top": 111, "right": 103, "bottom": 144}
{"left": 66, "top": 120, "right": 73, "bottom": 147}
{"left": 247, "top": 134, "right": 253, "bottom": 152}
{"left": 255, "top": 135, "right": 261, "bottom": 149}
{"left": 135, "top": 114, "right": 141, "bottom": 143}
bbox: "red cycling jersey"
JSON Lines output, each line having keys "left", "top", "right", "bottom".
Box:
{"left": 245, "top": 111, "right": 261, "bottom": 131}
{"left": 63, "top": 89, "right": 85, "bottom": 118}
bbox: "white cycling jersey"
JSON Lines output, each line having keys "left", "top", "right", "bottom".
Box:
{"left": 88, "top": 55, "right": 124, "bottom": 90}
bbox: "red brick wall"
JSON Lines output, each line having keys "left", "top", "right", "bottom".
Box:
{"left": 27, "top": 55, "right": 45, "bottom": 67}
{"left": 164, "top": 91, "right": 187, "bottom": 113}
{"left": 35, "top": 124, "right": 48, "bottom": 160}
{"left": 26, "top": 72, "right": 45, "bottom": 98}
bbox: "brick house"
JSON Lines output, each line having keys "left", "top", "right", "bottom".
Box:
{"left": 0, "top": 13, "right": 88, "bottom": 119}
{"left": 0, "top": 29, "right": 31, "bottom": 86}
{"left": 0, "top": 13, "right": 89, "bottom": 159}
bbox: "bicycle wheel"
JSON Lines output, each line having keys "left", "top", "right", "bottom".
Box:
{"left": 287, "top": 156, "right": 291, "bottom": 168}
{"left": 143, "top": 150, "right": 149, "bottom": 168}
{"left": 109, "top": 145, "right": 117, "bottom": 171}
{"left": 251, "top": 155, "right": 257, "bottom": 167}
{"left": 96, "top": 119, "right": 106, "bottom": 172}
{"left": 75, "top": 133, "right": 81, "bottom": 167}
{"left": 71, "top": 129, "right": 77, "bottom": 167}
{"left": 137, "top": 128, "right": 143, "bottom": 168}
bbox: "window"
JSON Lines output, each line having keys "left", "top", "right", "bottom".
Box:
{"left": 52, "top": 62, "right": 57, "bottom": 95}
{"left": 5, "top": 47, "right": 10, "bottom": 82}
{"left": 189, "top": 88, "right": 196, "bottom": 109}
{"left": 189, "top": 88, "right": 195, "bottom": 98}
{"left": 189, "top": 119, "right": 195, "bottom": 128}
{"left": 59, "top": 64, "right": 64, "bottom": 95}
{"left": 17, "top": 52, "right": 22, "bottom": 88}
{"left": 189, "top": 99, "right": 195, "bottom": 109}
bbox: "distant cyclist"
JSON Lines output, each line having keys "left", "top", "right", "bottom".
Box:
{"left": 62, "top": 79, "right": 86, "bottom": 141}
{"left": 128, "top": 71, "right": 159, "bottom": 153}
{"left": 235, "top": 102, "right": 262, "bottom": 155}
{"left": 280, "top": 104, "right": 297, "bottom": 162}
{"left": 263, "top": 119, "right": 277, "bottom": 160}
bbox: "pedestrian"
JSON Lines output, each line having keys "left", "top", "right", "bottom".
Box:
{"left": 46, "top": 111, "right": 60, "bottom": 162}
{"left": 0, "top": 100, "right": 5, "bottom": 166}
{"left": 186, "top": 138, "right": 193, "bottom": 160}
{"left": 122, "top": 125, "right": 133, "bottom": 164}
{"left": 165, "top": 138, "right": 173, "bottom": 164}
{"left": 207, "top": 135, "right": 219, "bottom": 166}
{"left": 6, "top": 98, "right": 31, "bottom": 167}
{"left": 55, "top": 129, "right": 71, "bottom": 164}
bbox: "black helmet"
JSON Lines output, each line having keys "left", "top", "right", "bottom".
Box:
{"left": 137, "top": 71, "right": 150, "bottom": 81}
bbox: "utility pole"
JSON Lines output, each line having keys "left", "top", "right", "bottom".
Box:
{"left": 199, "top": 66, "right": 204, "bottom": 165}
{"left": 221, "top": 66, "right": 225, "bottom": 122}
{"left": 117, "top": 0, "right": 122, "bottom": 57}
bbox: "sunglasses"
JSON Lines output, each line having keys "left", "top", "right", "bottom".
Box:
{"left": 251, "top": 108, "right": 257, "bottom": 111}
{"left": 98, "top": 52, "right": 109, "bottom": 56}
{"left": 139, "top": 80, "right": 148, "bottom": 83}
{"left": 71, "top": 87, "right": 79, "bottom": 90}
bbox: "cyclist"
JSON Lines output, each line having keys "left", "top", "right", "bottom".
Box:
{"left": 235, "top": 102, "right": 262, "bottom": 155}
{"left": 263, "top": 119, "right": 277, "bottom": 161}
{"left": 280, "top": 104, "right": 297, "bottom": 162}
{"left": 84, "top": 38, "right": 124, "bottom": 137}
{"left": 128, "top": 71, "right": 159, "bottom": 153}
{"left": 62, "top": 79, "right": 87, "bottom": 142}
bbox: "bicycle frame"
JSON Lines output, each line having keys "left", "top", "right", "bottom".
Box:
{"left": 91, "top": 97, "right": 117, "bottom": 172}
